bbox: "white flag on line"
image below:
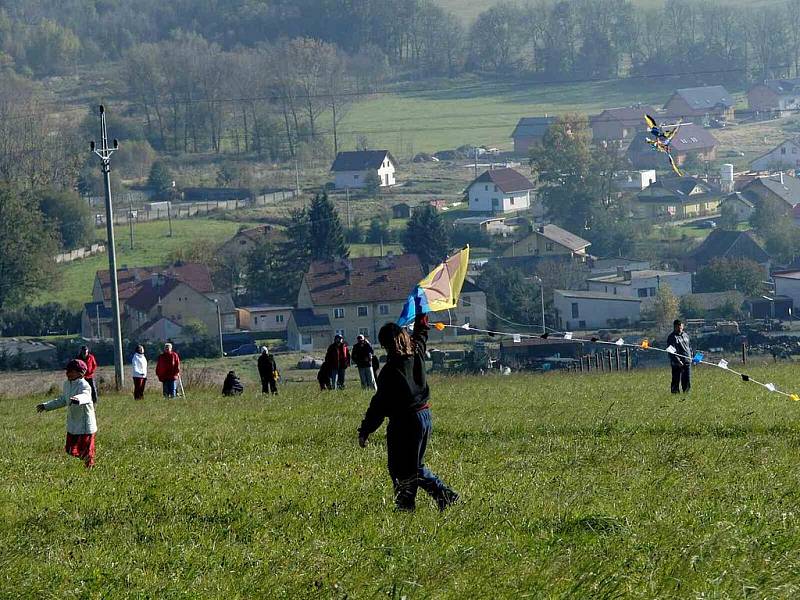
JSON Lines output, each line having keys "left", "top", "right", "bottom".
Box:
{"left": 615, "top": 338, "right": 624, "bottom": 346}
{"left": 718, "top": 359, "right": 728, "bottom": 370}
{"left": 564, "top": 332, "right": 573, "bottom": 340}
{"left": 513, "top": 334, "right": 521, "bottom": 343}
{"left": 766, "top": 383, "right": 777, "bottom": 392}
{"left": 461, "top": 323, "right": 471, "bottom": 330}
{"left": 666, "top": 345, "right": 676, "bottom": 354}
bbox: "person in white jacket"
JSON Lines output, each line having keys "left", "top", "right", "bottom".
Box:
{"left": 36, "top": 359, "right": 97, "bottom": 469}
{"left": 131, "top": 345, "right": 147, "bottom": 400}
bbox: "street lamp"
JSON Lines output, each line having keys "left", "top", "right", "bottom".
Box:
{"left": 533, "top": 275, "right": 546, "bottom": 334}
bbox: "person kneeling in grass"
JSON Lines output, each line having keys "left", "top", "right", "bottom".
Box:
{"left": 357, "top": 303, "right": 459, "bottom": 512}
{"left": 36, "top": 359, "right": 97, "bottom": 469}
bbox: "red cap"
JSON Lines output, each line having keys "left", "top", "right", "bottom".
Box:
{"left": 65, "top": 359, "right": 88, "bottom": 375}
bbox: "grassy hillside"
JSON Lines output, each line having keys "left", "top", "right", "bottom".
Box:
{"left": 339, "top": 76, "right": 705, "bottom": 156}
{"left": 4, "top": 366, "right": 800, "bottom": 597}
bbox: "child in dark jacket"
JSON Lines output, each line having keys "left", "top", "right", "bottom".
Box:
{"left": 357, "top": 308, "right": 458, "bottom": 512}
{"left": 222, "top": 371, "right": 244, "bottom": 396}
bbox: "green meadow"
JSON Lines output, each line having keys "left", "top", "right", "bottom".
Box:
{"left": 4, "top": 365, "right": 800, "bottom": 597}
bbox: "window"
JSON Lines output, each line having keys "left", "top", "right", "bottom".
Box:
{"left": 254, "top": 316, "right": 258, "bottom": 325}
{"left": 276, "top": 314, "right": 284, "bottom": 323}
{"left": 492, "top": 198, "right": 499, "bottom": 207}
{"left": 335, "top": 329, "right": 346, "bottom": 338}
{"left": 782, "top": 147, "right": 787, "bottom": 154}
{"left": 494, "top": 185, "right": 498, "bottom": 192}
{"left": 354, "top": 174, "right": 359, "bottom": 181}
{"left": 571, "top": 302, "right": 579, "bottom": 318}
{"left": 578, "top": 320, "right": 586, "bottom": 328}
{"left": 464, "top": 316, "right": 470, "bottom": 324}
{"left": 301, "top": 334, "right": 312, "bottom": 345}
{"left": 649, "top": 287, "right": 657, "bottom": 296}
{"left": 462, "top": 296, "right": 471, "bottom": 307}
{"left": 357, "top": 305, "right": 368, "bottom": 317}
{"left": 333, "top": 307, "right": 345, "bottom": 319}
{"left": 379, "top": 304, "right": 390, "bottom": 316}
{"left": 358, "top": 327, "right": 369, "bottom": 337}
{"left": 510, "top": 197, "right": 515, "bottom": 206}
{"left": 637, "top": 288, "right": 648, "bottom": 298}
{"left": 485, "top": 185, "right": 489, "bottom": 191}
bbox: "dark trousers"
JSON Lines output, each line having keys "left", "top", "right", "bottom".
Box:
{"left": 671, "top": 364, "right": 691, "bottom": 394}
{"left": 330, "top": 367, "right": 346, "bottom": 389}
{"left": 162, "top": 380, "right": 177, "bottom": 398}
{"left": 133, "top": 377, "right": 147, "bottom": 399}
{"left": 386, "top": 408, "right": 448, "bottom": 510}
{"left": 261, "top": 377, "right": 278, "bottom": 394}
{"left": 85, "top": 377, "right": 98, "bottom": 404}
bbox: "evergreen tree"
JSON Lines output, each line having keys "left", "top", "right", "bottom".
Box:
{"left": 270, "top": 208, "right": 313, "bottom": 303}
{"left": 403, "top": 205, "right": 450, "bottom": 270}
{"left": 148, "top": 161, "right": 173, "bottom": 199}
{"left": 0, "top": 185, "right": 58, "bottom": 310}
{"left": 308, "top": 192, "right": 349, "bottom": 260}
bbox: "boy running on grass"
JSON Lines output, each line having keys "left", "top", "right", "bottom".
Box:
{"left": 358, "top": 304, "right": 459, "bottom": 512}
{"left": 36, "top": 359, "right": 97, "bottom": 469}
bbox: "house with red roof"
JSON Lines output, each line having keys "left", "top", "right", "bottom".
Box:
{"left": 466, "top": 167, "right": 535, "bottom": 214}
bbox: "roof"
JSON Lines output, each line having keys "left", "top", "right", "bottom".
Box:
{"left": 454, "top": 216, "right": 507, "bottom": 226}
{"left": 206, "top": 292, "right": 236, "bottom": 313}
{"left": 723, "top": 192, "right": 754, "bottom": 208}
{"left": 628, "top": 124, "right": 718, "bottom": 157}
{"left": 687, "top": 229, "right": 770, "bottom": 265}
{"left": 233, "top": 224, "right": 285, "bottom": 243}
{"left": 637, "top": 176, "right": 714, "bottom": 202}
{"left": 511, "top": 117, "right": 556, "bottom": 139}
{"left": 469, "top": 167, "right": 534, "bottom": 194}
{"left": 125, "top": 277, "right": 182, "bottom": 312}
{"left": 304, "top": 254, "right": 425, "bottom": 306}
{"left": 96, "top": 263, "right": 214, "bottom": 302}
{"left": 745, "top": 174, "right": 800, "bottom": 205}
{"left": 753, "top": 78, "right": 800, "bottom": 96}
{"left": 291, "top": 309, "right": 331, "bottom": 330}
{"left": 591, "top": 106, "right": 656, "bottom": 125}
{"left": 533, "top": 224, "right": 591, "bottom": 252}
{"left": 750, "top": 138, "right": 800, "bottom": 166}
{"left": 555, "top": 289, "right": 642, "bottom": 302}
{"left": 587, "top": 270, "right": 688, "bottom": 285}
{"left": 331, "top": 150, "right": 395, "bottom": 172}
{"left": 241, "top": 304, "right": 293, "bottom": 312}
{"left": 671, "top": 86, "right": 734, "bottom": 110}
{"left": 773, "top": 270, "right": 800, "bottom": 280}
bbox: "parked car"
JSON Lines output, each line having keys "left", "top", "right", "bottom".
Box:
{"left": 226, "top": 343, "right": 259, "bottom": 356}
{"left": 699, "top": 220, "right": 717, "bottom": 229}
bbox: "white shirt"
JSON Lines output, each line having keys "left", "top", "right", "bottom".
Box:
{"left": 132, "top": 352, "right": 147, "bottom": 378}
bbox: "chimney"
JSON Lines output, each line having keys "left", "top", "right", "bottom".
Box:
{"left": 616, "top": 266, "right": 625, "bottom": 278}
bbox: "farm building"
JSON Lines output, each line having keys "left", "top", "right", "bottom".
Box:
{"left": 330, "top": 150, "right": 397, "bottom": 190}
{"left": 510, "top": 117, "right": 556, "bottom": 155}
{"left": 590, "top": 106, "right": 655, "bottom": 144}
{"left": 663, "top": 86, "right": 735, "bottom": 122}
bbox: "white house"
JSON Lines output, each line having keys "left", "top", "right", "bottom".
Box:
{"left": 237, "top": 304, "right": 293, "bottom": 334}
{"left": 330, "top": 150, "right": 396, "bottom": 190}
{"left": 466, "top": 167, "right": 534, "bottom": 213}
{"left": 750, "top": 138, "right": 800, "bottom": 171}
{"left": 554, "top": 290, "right": 642, "bottom": 330}
{"left": 774, "top": 271, "right": 800, "bottom": 307}
{"left": 585, "top": 268, "right": 692, "bottom": 307}
{"left": 615, "top": 170, "right": 657, "bottom": 191}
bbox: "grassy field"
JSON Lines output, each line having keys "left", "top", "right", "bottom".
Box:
{"left": 5, "top": 365, "right": 800, "bottom": 597}
{"left": 338, "top": 76, "right": 685, "bottom": 156}
{"left": 39, "top": 218, "right": 251, "bottom": 309}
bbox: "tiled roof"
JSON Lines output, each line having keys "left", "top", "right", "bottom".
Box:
{"left": 637, "top": 177, "right": 714, "bottom": 203}
{"left": 534, "top": 224, "right": 591, "bottom": 252}
{"left": 304, "top": 254, "right": 425, "bottom": 306}
{"left": 206, "top": 292, "right": 236, "bottom": 313}
{"left": 687, "top": 230, "right": 770, "bottom": 265}
{"left": 591, "top": 106, "right": 656, "bottom": 125}
{"left": 96, "top": 263, "right": 214, "bottom": 302}
{"left": 511, "top": 117, "right": 556, "bottom": 139}
{"left": 745, "top": 174, "right": 800, "bottom": 206}
{"left": 331, "top": 150, "right": 394, "bottom": 172}
{"left": 470, "top": 167, "right": 534, "bottom": 193}
{"left": 672, "top": 86, "right": 734, "bottom": 110}
{"left": 628, "top": 124, "right": 718, "bottom": 156}
{"left": 125, "top": 277, "right": 182, "bottom": 312}
{"left": 755, "top": 78, "right": 800, "bottom": 96}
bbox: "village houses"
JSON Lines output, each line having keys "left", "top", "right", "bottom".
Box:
{"left": 662, "top": 86, "right": 735, "bottom": 122}
{"left": 750, "top": 139, "right": 800, "bottom": 171}
{"left": 501, "top": 224, "right": 591, "bottom": 261}
{"left": 590, "top": 105, "right": 656, "bottom": 144}
{"left": 553, "top": 290, "right": 642, "bottom": 331}
{"left": 330, "top": 150, "right": 397, "bottom": 190}
{"left": 466, "top": 167, "right": 535, "bottom": 214}
{"left": 287, "top": 254, "right": 487, "bottom": 351}
{"left": 627, "top": 124, "right": 718, "bottom": 171}
{"left": 684, "top": 229, "right": 771, "bottom": 272}
{"left": 741, "top": 172, "right": 800, "bottom": 209}
{"left": 510, "top": 116, "right": 556, "bottom": 155}
{"left": 747, "top": 78, "right": 800, "bottom": 117}
{"left": 586, "top": 268, "right": 692, "bottom": 307}
{"left": 634, "top": 176, "right": 720, "bottom": 220}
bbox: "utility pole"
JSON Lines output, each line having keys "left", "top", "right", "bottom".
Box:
{"left": 346, "top": 187, "right": 351, "bottom": 228}
{"left": 474, "top": 147, "right": 478, "bottom": 179}
{"left": 294, "top": 159, "right": 301, "bottom": 197}
{"left": 214, "top": 299, "right": 224, "bottom": 358}
{"left": 91, "top": 104, "right": 124, "bottom": 391}
{"left": 167, "top": 201, "right": 173, "bottom": 237}
{"left": 128, "top": 202, "right": 135, "bottom": 250}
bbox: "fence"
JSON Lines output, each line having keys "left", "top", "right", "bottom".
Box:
{"left": 54, "top": 243, "right": 106, "bottom": 264}
{"left": 94, "top": 189, "right": 297, "bottom": 226}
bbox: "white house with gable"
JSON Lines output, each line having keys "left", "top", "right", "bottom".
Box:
{"left": 751, "top": 138, "right": 800, "bottom": 171}
{"left": 466, "top": 167, "right": 535, "bottom": 213}
{"left": 330, "top": 150, "right": 397, "bottom": 190}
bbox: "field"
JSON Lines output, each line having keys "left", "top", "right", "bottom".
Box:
{"left": 5, "top": 365, "right": 800, "bottom": 597}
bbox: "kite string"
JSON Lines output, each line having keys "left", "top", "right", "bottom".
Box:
{"left": 440, "top": 320, "right": 797, "bottom": 400}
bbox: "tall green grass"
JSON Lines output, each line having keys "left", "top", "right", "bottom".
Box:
{"left": 4, "top": 365, "right": 800, "bottom": 597}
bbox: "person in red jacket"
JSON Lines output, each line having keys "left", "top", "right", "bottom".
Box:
{"left": 77, "top": 346, "right": 99, "bottom": 405}
{"left": 155, "top": 343, "right": 181, "bottom": 398}
{"left": 325, "top": 335, "right": 350, "bottom": 389}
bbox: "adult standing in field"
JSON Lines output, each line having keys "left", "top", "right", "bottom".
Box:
{"left": 667, "top": 319, "right": 692, "bottom": 394}
{"left": 77, "top": 345, "right": 99, "bottom": 405}
{"left": 257, "top": 346, "right": 278, "bottom": 395}
{"left": 155, "top": 343, "right": 181, "bottom": 398}
{"left": 352, "top": 334, "right": 377, "bottom": 391}
{"left": 131, "top": 345, "right": 147, "bottom": 400}
{"left": 325, "top": 335, "right": 350, "bottom": 390}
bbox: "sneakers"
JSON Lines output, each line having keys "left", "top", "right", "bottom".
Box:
{"left": 435, "top": 488, "right": 460, "bottom": 512}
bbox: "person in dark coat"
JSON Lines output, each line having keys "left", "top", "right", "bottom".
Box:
{"left": 257, "top": 346, "right": 278, "bottom": 395}
{"left": 667, "top": 319, "right": 692, "bottom": 394}
{"left": 222, "top": 371, "right": 244, "bottom": 396}
{"left": 317, "top": 361, "right": 332, "bottom": 391}
{"left": 351, "top": 334, "right": 377, "bottom": 390}
{"left": 325, "top": 335, "right": 350, "bottom": 389}
{"left": 357, "top": 303, "right": 459, "bottom": 512}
